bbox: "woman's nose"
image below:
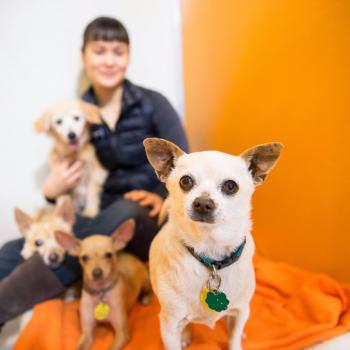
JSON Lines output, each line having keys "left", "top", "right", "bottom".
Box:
{"left": 103, "top": 53, "right": 115, "bottom": 66}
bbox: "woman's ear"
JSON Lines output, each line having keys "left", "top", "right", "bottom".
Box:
{"left": 79, "top": 101, "right": 102, "bottom": 124}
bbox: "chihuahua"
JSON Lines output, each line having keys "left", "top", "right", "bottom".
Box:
{"left": 143, "top": 138, "right": 283, "bottom": 350}
{"left": 14, "top": 195, "right": 75, "bottom": 269}
{"left": 55, "top": 219, "right": 151, "bottom": 350}
{"left": 35, "top": 100, "right": 107, "bottom": 217}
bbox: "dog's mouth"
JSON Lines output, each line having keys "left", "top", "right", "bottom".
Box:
{"left": 68, "top": 139, "right": 80, "bottom": 151}
{"left": 48, "top": 261, "right": 62, "bottom": 270}
{"left": 189, "top": 213, "right": 215, "bottom": 224}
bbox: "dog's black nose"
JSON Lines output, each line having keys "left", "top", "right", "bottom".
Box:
{"left": 68, "top": 131, "right": 76, "bottom": 141}
{"left": 48, "top": 253, "right": 59, "bottom": 263}
{"left": 92, "top": 267, "right": 103, "bottom": 280}
{"left": 192, "top": 196, "right": 216, "bottom": 215}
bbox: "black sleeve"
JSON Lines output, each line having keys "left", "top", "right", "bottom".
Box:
{"left": 150, "top": 92, "right": 189, "bottom": 152}
{"left": 149, "top": 92, "right": 189, "bottom": 197}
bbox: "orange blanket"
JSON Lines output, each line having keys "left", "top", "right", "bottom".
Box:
{"left": 14, "top": 255, "right": 350, "bottom": 350}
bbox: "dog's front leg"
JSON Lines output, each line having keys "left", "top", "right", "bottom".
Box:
{"left": 159, "top": 309, "right": 189, "bottom": 350}
{"left": 82, "top": 182, "right": 100, "bottom": 218}
{"left": 77, "top": 321, "right": 95, "bottom": 350}
{"left": 109, "top": 310, "right": 130, "bottom": 350}
{"left": 227, "top": 307, "right": 250, "bottom": 350}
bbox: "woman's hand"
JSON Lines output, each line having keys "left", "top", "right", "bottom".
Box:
{"left": 43, "top": 158, "right": 84, "bottom": 200}
{"left": 124, "top": 190, "right": 163, "bottom": 217}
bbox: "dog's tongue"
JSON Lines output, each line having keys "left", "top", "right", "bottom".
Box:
{"left": 69, "top": 141, "right": 79, "bottom": 150}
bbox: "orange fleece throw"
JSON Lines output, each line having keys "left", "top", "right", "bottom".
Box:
{"left": 14, "top": 255, "right": 350, "bottom": 350}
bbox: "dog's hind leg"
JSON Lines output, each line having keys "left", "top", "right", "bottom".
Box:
{"left": 227, "top": 307, "right": 250, "bottom": 350}
{"left": 159, "top": 309, "right": 189, "bottom": 350}
{"left": 140, "top": 275, "right": 152, "bottom": 305}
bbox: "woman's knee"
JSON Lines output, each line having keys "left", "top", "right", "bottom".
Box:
{"left": 0, "top": 238, "right": 25, "bottom": 280}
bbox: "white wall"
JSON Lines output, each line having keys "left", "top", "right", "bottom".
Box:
{"left": 0, "top": 0, "right": 183, "bottom": 245}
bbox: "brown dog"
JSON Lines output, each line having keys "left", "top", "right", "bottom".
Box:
{"left": 35, "top": 100, "right": 107, "bottom": 217}
{"left": 55, "top": 219, "right": 151, "bottom": 350}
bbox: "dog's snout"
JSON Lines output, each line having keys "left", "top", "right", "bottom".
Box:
{"left": 49, "top": 253, "right": 59, "bottom": 263}
{"left": 68, "top": 131, "right": 76, "bottom": 141}
{"left": 92, "top": 267, "right": 103, "bottom": 280}
{"left": 192, "top": 197, "right": 215, "bottom": 215}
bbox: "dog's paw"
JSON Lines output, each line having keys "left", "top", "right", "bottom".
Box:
{"left": 181, "top": 327, "right": 192, "bottom": 348}
{"left": 140, "top": 293, "right": 152, "bottom": 305}
{"left": 81, "top": 208, "right": 98, "bottom": 218}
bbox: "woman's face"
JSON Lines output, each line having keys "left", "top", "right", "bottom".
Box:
{"left": 82, "top": 40, "right": 130, "bottom": 90}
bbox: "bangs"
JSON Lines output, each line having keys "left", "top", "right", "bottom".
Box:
{"left": 83, "top": 17, "right": 129, "bottom": 49}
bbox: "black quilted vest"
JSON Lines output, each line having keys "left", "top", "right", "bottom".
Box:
{"left": 82, "top": 79, "right": 188, "bottom": 209}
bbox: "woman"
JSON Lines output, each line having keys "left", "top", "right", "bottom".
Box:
{"left": 0, "top": 16, "right": 188, "bottom": 325}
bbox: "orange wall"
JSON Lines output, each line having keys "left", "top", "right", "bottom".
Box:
{"left": 181, "top": 0, "right": 350, "bottom": 282}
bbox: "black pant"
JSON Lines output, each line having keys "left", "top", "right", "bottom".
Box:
{"left": 0, "top": 198, "right": 158, "bottom": 286}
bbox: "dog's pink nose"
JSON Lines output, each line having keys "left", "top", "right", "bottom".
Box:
{"left": 193, "top": 197, "right": 215, "bottom": 215}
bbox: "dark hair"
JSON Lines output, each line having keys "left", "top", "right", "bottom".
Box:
{"left": 82, "top": 17, "right": 129, "bottom": 51}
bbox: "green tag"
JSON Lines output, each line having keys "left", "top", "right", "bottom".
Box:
{"left": 205, "top": 289, "right": 229, "bottom": 312}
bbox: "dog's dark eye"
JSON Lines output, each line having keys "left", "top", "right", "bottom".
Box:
{"left": 55, "top": 119, "right": 63, "bottom": 125}
{"left": 179, "top": 175, "right": 194, "bottom": 191}
{"left": 34, "top": 239, "right": 43, "bottom": 247}
{"left": 105, "top": 252, "right": 113, "bottom": 259}
{"left": 73, "top": 115, "right": 80, "bottom": 121}
{"left": 222, "top": 180, "right": 239, "bottom": 195}
{"left": 81, "top": 255, "right": 89, "bottom": 262}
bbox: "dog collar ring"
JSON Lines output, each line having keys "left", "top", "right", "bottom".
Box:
{"left": 207, "top": 266, "right": 221, "bottom": 290}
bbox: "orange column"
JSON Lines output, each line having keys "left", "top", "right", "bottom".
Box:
{"left": 181, "top": 0, "right": 350, "bottom": 282}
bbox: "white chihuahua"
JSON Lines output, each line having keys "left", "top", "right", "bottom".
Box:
{"left": 144, "top": 138, "right": 283, "bottom": 350}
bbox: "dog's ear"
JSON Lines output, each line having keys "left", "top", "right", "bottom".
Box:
{"left": 143, "top": 138, "right": 185, "bottom": 182}
{"left": 34, "top": 110, "right": 52, "bottom": 133}
{"left": 79, "top": 101, "right": 102, "bottom": 124}
{"left": 111, "top": 219, "right": 136, "bottom": 251}
{"left": 240, "top": 142, "right": 283, "bottom": 186}
{"left": 54, "top": 231, "right": 80, "bottom": 256}
{"left": 14, "top": 208, "right": 33, "bottom": 236}
{"left": 55, "top": 195, "right": 76, "bottom": 226}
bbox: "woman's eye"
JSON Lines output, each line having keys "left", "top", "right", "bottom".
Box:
{"left": 179, "top": 175, "right": 194, "bottom": 191}
{"left": 93, "top": 48, "right": 104, "bottom": 55}
{"left": 105, "top": 252, "right": 113, "bottom": 259}
{"left": 55, "top": 119, "right": 63, "bottom": 125}
{"left": 113, "top": 49, "right": 126, "bottom": 56}
{"left": 81, "top": 255, "right": 89, "bottom": 262}
{"left": 34, "top": 239, "right": 43, "bottom": 247}
{"left": 73, "top": 115, "right": 80, "bottom": 121}
{"left": 221, "top": 180, "right": 239, "bottom": 195}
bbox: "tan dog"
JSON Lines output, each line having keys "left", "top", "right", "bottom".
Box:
{"left": 144, "top": 138, "right": 283, "bottom": 350}
{"left": 35, "top": 100, "right": 107, "bottom": 217}
{"left": 14, "top": 195, "right": 75, "bottom": 269}
{"left": 55, "top": 219, "right": 151, "bottom": 350}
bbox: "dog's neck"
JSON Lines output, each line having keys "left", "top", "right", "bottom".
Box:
{"left": 83, "top": 270, "right": 119, "bottom": 296}
{"left": 169, "top": 216, "right": 251, "bottom": 261}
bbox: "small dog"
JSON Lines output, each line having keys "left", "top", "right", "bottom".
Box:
{"left": 143, "top": 138, "right": 283, "bottom": 350}
{"left": 14, "top": 195, "right": 75, "bottom": 269}
{"left": 35, "top": 100, "right": 107, "bottom": 217}
{"left": 55, "top": 219, "right": 151, "bottom": 350}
